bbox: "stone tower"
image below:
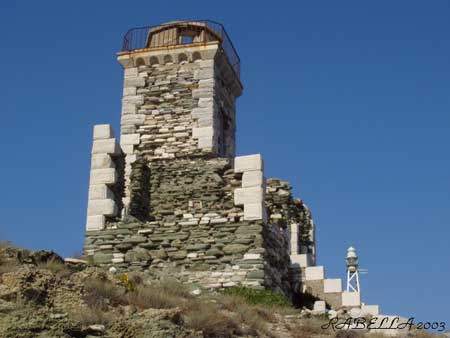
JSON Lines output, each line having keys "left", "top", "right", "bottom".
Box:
{"left": 116, "top": 21, "right": 243, "bottom": 216}
{"left": 84, "top": 21, "right": 317, "bottom": 299}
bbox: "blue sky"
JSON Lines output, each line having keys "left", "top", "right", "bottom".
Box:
{"left": 0, "top": 0, "right": 448, "bottom": 327}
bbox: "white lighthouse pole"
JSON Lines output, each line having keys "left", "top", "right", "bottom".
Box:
{"left": 346, "top": 246, "right": 360, "bottom": 293}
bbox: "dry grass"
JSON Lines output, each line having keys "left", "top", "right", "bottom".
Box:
{"left": 70, "top": 305, "right": 115, "bottom": 326}
{"left": 84, "top": 277, "right": 125, "bottom": 309}
{"left": 214, "top": 293, "right": 276, "bottom": 336}
{"left": 0, "top": 241, "right": 20, "bottom": 274}
{"left": 335, "top": 330, "right": 362, "bottom": 338}
{"left": 83, "top": 275, "right": 190, "bottom": 310}
{"left": 287, "top": 317, "right": 334, "bottom": 338}
{"left": 124, "top": 284, "right": 182, "bottom": 309}
{"left": 37, "top": 258, "right": 72, "bottom": 278}
{"left": 183, "top": 300, "right": 240, "bottom": 338}
{"left": 365, "top": 330, "right": 437, "bottom": 338}
{"left": 0, "top": 260, "right": 20, "bottom": 274}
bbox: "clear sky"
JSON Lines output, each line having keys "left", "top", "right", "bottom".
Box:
{"left": 0, "top": 0, "right": 448, "bottom": 328}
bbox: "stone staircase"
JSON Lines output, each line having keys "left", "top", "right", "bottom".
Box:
{"left": 291, "top": 253, "right": 380, "bottom": 316}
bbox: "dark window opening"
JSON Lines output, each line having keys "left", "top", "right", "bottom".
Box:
{"left": 218, "top": 109, "right": 227, "bottom": 157}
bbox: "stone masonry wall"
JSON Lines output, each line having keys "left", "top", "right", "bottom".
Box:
{"left": 118, "top": 46, "right": 240, "bottom": 214}
{"left": 266, "top": 178, "right": 315, "bottom": 257}
{"left": 265, "top": 178, "right": 316, "bottom": 292}
{"left": 85, "top": 157, "right": 291, "bottom": 295}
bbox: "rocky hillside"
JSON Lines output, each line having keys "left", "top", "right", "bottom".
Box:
{"left": 0, "top": 242, "right": 434, "bottom": 338}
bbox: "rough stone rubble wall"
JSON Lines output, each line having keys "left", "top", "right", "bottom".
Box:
{"left": 85, "top": 144, "right": 314, "bottom": 299}
{"left": 85, "top": 155, "right": 292, "bottom": 295}
{"left": 265, "top": 178, "right": 316, "bottom": 292}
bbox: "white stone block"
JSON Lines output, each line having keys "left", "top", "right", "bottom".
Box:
{"left": 234, "top": 154, "right": 264, "bottom": 173}
{"left": 92, "top": 139, "right": 121, "bottom": 155}
{"left": 349, "top": 307, "right": 363, "bottom": 318}
{"left": 124, "top": 67, "right": 138, "bottom": 78}
{"left": 121, "top": 103, "right": 137, "bottom": 115}
{"left": 242, "top": 171, "right": 264, "bottom": 188}
{"left": 88, "top": 185, "right": 114, "bottom": 200}
{"left": 91, "top": 154, "right": 115, "bottom": 169}
{"left": 122, "top": 95, "right": 144, "bottom": 105}
{"left": 197, "top": 137, "right": 213, "bottom": 149}
{"left": 86, "top": 215, "right": 105, "bottom": 231}
{"left": 121, "top": 114, "right": 145, "bottom": 126}
{"left": 313, "top": 301, "right": 326, "bottom": 314}
{"left": 123, "top": 87, "right": 136, "bottom": 96}
{"left": 93, "top": 124, "right": 114, "bottom": 140}
{"left": 290, "top": 254, "right": 314, "bottom": 268}
{"left": 234, "top": 187, "right": 265, "bottom": 205}
{"left": 341, "top": 292, "right": 361, "bottom": 307}
{"left": 244, "top": 202, "right": 266, "bottom": 221}
{"left": 87, "top": 199, "right": 117, "bottom": 217}
{"left": 290, "top": 223, "right": 299, "bottom": 234}
{"left": 121, "top": 144, "right": 134, "bottom": 154}
{"left": 198, "top": 98, "right": 213, "bottom": 108}
{"left": 324, "top": 278, "right": 342, "bottom": 293}
{"left": 90, "top": 168, "right": 117, "bottom": 185}
{"left": 124, "top": 77, "right": 145, "bottom": 88}
{"left": 194, "top": 67, "right": 214, "bottom": 80}
{"left": 125, "top": 154, "right": 137, "bottom": 163}
{"left": 361, "top": 304, "right": 379, "bottom": 316}
{"left": 120, "top": 133, "right": 140, "bottom": 146}
{"left": 192, "top": 126, "right": 213, "bottom": 138}
{"left": 191, "top": 107, "right": 213, "bottom": 119}
{"left": 305, "top": 266, "right": 325, "bottom": 281}
{"left": 243, "top": 253, "right": 261, "bottom": 260}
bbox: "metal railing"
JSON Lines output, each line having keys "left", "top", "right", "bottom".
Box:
{"left": 121, "top": 20, "right": 240, "bottom": 79}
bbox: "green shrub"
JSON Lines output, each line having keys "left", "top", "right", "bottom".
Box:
{"left": 222, "top": 286, "right": 291, "bottom": 307}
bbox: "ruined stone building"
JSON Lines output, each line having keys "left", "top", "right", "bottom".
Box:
{"left": 84, "top": 20, "right": 378, "bottom": 314}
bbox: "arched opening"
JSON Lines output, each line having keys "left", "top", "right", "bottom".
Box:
{"left": 163, "top": 55, "right": 173, "bottom": 64}
{"left": 135, "top": 58, "right": 145, "bottom": 67}
{"left": 178, "top": 53, "right": 188, "bottom": 63}
{"left": 149, "top": 56, "right": 159, "bottom": 66}
{"left": 192, "top": 52, "right": 202, "bottom": 62}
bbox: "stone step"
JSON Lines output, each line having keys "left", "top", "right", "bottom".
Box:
{"left": 341, "top": 291, "right": 361, "bottom": 307}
